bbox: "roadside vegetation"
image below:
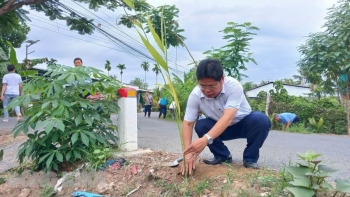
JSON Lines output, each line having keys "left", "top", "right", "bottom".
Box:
{"left": 1, "top": 0, "right": 350, "bottom": 196}
{"left": 247, "top": 80, "right": 347, "bottom": 135}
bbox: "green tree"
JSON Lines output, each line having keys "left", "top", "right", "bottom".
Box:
{"left": 0, "top": 9, "right": 30, "bottom": 64}
{"left": 140, "top": 61, "right": 149, "bottom": 84}
{"left": 3, "top": 41, "right": 46, "bottom": 79}
{"left": 0, "top": 0, "right": 149, "bottom": 35}
{"left": 258, "top": 80, "right": 270, "bottom": 86}
{"left": 242, "top": 81, "right": 256, "bottom": 92}
{"left": 152, "top": 86, "right": 161, "bottom": 102}
{"left": 129, "top": 77, "right": 148, "bottom": 90}
{"left": 203, "top": 22, "right": 259, "bottom": 81}
{"left": 269, "top": 80, "right": 288, "bottom": 102}
{"left": 104, "top": 60, "right": 111, "bottom": 76}
{"left": 257, "top": 90, "right": 267, "bottom": 98}
{"left": 292, "top": 69, "right": 307, "bottom": 85}
{"left": 281, "top": 78, "right": 299, "bottom": 85}
{"left": 145, "top": 5, "right": 185, "bottom": 48}
{"left": 116, "top": 63, "right": 126, "bottom": 83}
{"left": 152, "top": 63, "right": 161, "bottom": 85}
{"left": 118, "top": 4, "right": 186, "bottom": 48}
{"left": 297, "top": 0, "right": 350, "bottom": 134}
{"left": 160, "top": 68, "right": 197, "bottom": 119}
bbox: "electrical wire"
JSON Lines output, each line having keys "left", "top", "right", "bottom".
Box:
{"left": 59, "top": 0, "right": 193, "bottom": 67}
{"left": 26, "top": 1, "right": 193, "bottom": 72}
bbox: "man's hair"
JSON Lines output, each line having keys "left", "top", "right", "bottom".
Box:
{"left": 196, "top": 58, "right": 223, "bottom": 81}
{"left": 7, "top": 64, "right": 15, "bottom": 72}
{"left": 73, "top": 57, "right": 82, "bottom": 63}
{"left": 273, "top": 113, "right": 279, "bottom": 118}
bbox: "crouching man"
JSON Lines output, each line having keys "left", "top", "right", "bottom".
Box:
{"left": 181, "top": 58, "right": 271, "bottom": 175}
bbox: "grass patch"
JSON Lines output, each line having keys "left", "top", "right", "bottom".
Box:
{"left": 287, "top": 123, "right": 310, "bottom": 134}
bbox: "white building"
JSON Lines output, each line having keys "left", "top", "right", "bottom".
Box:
{"left": 245, "top": 82, "right": 312, "bottom": 98}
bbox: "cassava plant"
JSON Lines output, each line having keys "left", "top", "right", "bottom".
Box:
{"left": 7, "top": 64, "right": 121, "bottom": 173}
{"left": 284, "top": 150, "right": 350, "bottom": 197}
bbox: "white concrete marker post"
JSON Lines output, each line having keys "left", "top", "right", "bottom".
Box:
{"left": 265, "top": 92, "right": 271, "bottom": 116}
{"left": 117, "top": 87, "right": 138, "bottom": 151}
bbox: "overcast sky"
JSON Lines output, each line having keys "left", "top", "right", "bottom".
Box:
{"left": 14, "top": 0, "right": 338, "bottom": 89}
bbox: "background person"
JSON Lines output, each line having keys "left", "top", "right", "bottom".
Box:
{"left": 274, "top": 112, "right": 300, "bottom": 131}
{"left": 72, "top": 57, "right": 92, "bottom": 98}
{"left": 180, "top": 58, "right": 271, "bottom": 175}
{"left": 169, "top": 101, "right": 176, "bottom": 120}
{"left": 158, "top": 96, "right": 168, "bottom": 119}
{"left": 1, "top": 65, "right": 23, "bottom": 122}
{"left": 143, "top": 91, "right": 153, "bottom": 118}
{"left": 74, "top": 57, "right": 83, "bottom": 67}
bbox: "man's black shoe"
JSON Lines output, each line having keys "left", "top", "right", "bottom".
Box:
{"left": 203, "top": 156, "right": 232, "bottom": 165}
{"left": 243, "top": 160, "right": 259, "bottom": 169}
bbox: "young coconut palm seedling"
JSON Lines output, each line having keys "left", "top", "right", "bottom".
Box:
{"left": 122, "top": 0, "right": 197, "bottom": 176}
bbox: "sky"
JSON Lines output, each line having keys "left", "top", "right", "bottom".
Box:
{"left": 14, "top": 0, "right": 339, "bottom": 89}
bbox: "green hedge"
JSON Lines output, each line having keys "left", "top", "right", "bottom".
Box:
{"left": 267, "top": 98, "right": 347, "bottom": 135}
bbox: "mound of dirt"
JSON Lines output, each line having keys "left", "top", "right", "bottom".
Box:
{"left": 0, "top": 151, "right": 266, "bottom": 197}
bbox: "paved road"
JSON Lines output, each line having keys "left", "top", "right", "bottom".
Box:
{"left": 1, "top": 114, "right": 350, "bottom": 181}
{"left": 138, "top": 112, "right": 350, "bottom": 181}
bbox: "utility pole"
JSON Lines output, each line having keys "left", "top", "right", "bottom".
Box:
{"left": 25, "top": 40, "right": 40, "bottom": 68}
{"left": 24, "top": 40, "right": 40, "bottom": 82}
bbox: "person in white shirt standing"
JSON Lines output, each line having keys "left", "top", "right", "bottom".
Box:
{"left": 1, "top": 64, "right": 23, "bottom": 122}
{"left": 181, "top": 58, "right": 271, "bottom": 175}
{"left": 169, "top": 101, "right": 176, "bottom": 120}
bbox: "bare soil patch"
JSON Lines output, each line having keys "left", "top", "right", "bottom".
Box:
{"left": 0, "top": 133, "right": 28, "bottom": 147}
{"left": 0, "top": 151, "right": 274, "bottom": 197}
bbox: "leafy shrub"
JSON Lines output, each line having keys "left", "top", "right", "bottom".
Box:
{"left": 308, "top": 117, "right": 324, "bottom": 133}
{"left": 284, "top": 151, "right": 350, "bottom": 197}
{"left": 248, "top": 98, "right": 266, "bottom": 113}
{"left": 161, "top": 69, "right": 197, "bottom": 120}
{"left": 8, "top": 65, "right": 121, "bottom": 173}
{"left": 87, "top": 147, "right": 113, "bottom": 170}
{"left": 269, "top": 97, "right": 347, "bottom": 134}
{"left": 288, "top": 123, "right": 309, "bottom": 134}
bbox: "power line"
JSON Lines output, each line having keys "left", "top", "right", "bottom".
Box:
{"left": 60, "top": 1, "right": 160, "bottom": 62}
{"left": 62, "top": 0, "right": 147, "bottom": 49}
{"left": 27, "top": 1, "right": 193, "bottom": 72}
{"left": 56, "top": 1, "right": 192, "bottom": 72}
{"left": 29, "top": 14, "right": 115, "bottom": 44}
{"left": 27, "top": 23, "right": 125, "bottom": 52}
{"left": 59, "top": 0, "right": 193, "bottom": 67}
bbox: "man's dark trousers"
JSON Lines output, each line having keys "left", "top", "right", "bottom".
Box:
{"left": 195, "top": 111, "right": 270, "bottom": 163}
{"left": 144, "top": 105, "right": 152, "bottom": 117}
{"left": 158, "top": 104, "right": 167, "bottom": 118}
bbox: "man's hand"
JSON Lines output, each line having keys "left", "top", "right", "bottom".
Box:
{"left": 0, "top": 95, "right": 3, "bottom": 101}
{"left": 183, "top": 137, "right": 207, "bottom": 156}
{"left": 180, "top": 153, "right": 197, "bottom": 175}
{"left": 180, "top": 137, "right": 208, "bottom": 175}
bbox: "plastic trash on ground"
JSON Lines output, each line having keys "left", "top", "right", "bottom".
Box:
{"left": 71, "top": 190, "right": 106, "bottom": 197}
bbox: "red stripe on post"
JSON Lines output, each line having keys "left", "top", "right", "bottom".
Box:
{"left": 118, "top": 87, "right": 137, "bottom": 98}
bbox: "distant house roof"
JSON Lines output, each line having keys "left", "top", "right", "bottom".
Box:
{"left": 245, "top": 82, "right": 311, "bottom": 98}
{"left": 248, "top": 82, "right": 310, "bottom": 91}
